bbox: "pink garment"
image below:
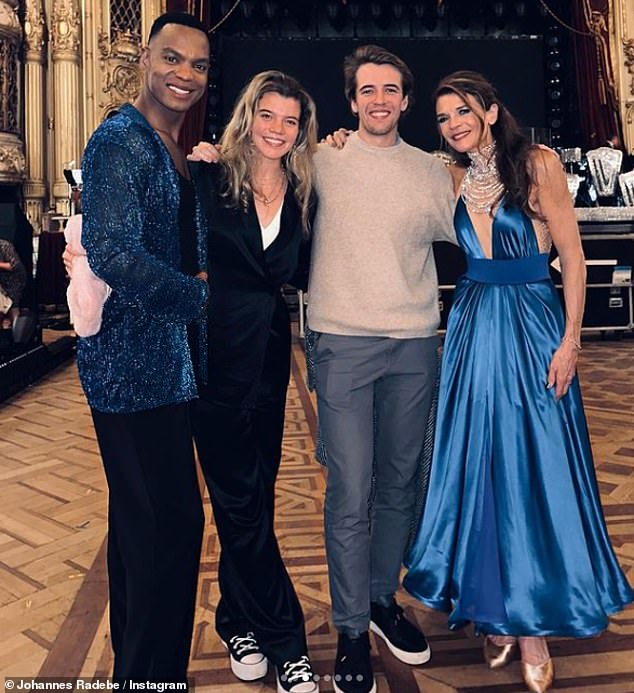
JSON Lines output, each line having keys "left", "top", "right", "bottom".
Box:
{"left": 64, "top": 215, "right": 111, "bottom": 337}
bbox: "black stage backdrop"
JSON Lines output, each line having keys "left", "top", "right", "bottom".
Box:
{"left": 218, "top": 37, "right": 544, "bottom": 150}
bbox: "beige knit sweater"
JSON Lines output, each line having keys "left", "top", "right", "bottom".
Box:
{"left": 307, "top": 132, "right": 456, "bottom": 338}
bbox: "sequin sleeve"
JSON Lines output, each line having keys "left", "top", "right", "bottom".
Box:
{"left": 81, "top": 134, "right": 208, "bottom": 324}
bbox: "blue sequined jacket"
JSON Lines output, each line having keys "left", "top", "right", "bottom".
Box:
{"left": 77, "top": 104, "right": 208, "bottom": 413}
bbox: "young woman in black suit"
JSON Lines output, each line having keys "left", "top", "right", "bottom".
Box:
{"left": 189, "top": 71, "right": 318, "bottom": 693}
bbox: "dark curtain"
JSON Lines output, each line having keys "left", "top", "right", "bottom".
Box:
{"left": 166, "top": 0, "right": 213, "bottom": 154}
{"left": 571, "top": 0, "right": 624, "bottom": 149}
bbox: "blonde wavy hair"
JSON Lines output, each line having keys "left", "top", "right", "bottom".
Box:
{"left": 218, "top": 70, "right": 318, "bottom": 234}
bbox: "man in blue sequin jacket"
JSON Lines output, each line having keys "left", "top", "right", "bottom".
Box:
{"left": 75, "top": 13, "right": 209, "bottom": 685}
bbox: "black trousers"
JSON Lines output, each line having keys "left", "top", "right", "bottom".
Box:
{"left": 91, "top": 403, "right": 204, "bottom": 683}
{"left": 192, "top": 317, "right": 307, "bottom": 667}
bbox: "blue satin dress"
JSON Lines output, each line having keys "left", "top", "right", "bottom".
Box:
{"left": 404, "top": 197, "right": 634, "bottom": 637}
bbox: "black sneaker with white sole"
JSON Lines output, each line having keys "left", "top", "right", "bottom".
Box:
{"left": 370, "top": 599, "right": 431, "bottom": 665}
{"left": 221, "top": 631, "right": 268, "bottom": 681}
{"left": 276, "top": 655, "right": 318, "bottom": 693}
{"left": 333, "top": 632, "right": 376, "bottom": 693}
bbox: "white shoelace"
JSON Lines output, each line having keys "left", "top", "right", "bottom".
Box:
{"left": 229, "top": 632, "right": 259, "bottom": 657}
{"left": 281, "top": 655, "right": 313, "bottom": 683}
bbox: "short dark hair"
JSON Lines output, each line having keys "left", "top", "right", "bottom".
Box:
{"left": 343, "top": 44, "right": 414, "bottom": 113}
{"left": 148, "top": 12, "right": 208, "bottom": 43}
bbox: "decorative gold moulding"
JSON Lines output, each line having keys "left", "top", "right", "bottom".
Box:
{"left": 111, "top": 30, "right": 141, "bottom": 61}
{"left": 0, "top": 0, "right": 21, "bottom": 38}
{"left": 0, "top": 132, "right": 26, "bottom": 183}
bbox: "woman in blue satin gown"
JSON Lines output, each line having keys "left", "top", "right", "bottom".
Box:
{"left": 403, "top": 72, "right": 633, "bottom": 693}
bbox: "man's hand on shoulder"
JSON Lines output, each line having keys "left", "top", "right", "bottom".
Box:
{"left": 320, "top": 128, "right": 353, "bottom": 150}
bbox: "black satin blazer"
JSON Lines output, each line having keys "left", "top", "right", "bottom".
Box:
{"left": 189, "top": 161, "right": 312, "bottom": 408}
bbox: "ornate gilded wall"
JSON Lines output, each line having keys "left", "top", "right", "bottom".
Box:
{"left": 612, "top": 0, "right": 634, "bottom": 153}
{"left": 3, "top": 0, "right": 634, "bottom": 233}
{"left": 84, "top": 0, "right": 163, "bottom": 145}
{"left": 23, "top": 0, "right": 46, "bottom": 226}
{"left": 0, "top": 0, "right": 26, "bottom": 185}
{"left": 0, "top": 0, "right": 163, "bottom": 230}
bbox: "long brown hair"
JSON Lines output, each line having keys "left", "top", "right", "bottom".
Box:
{"left": 219, "top": 70, "right": 318, "bottom": 234}
{"left": 434, "top": 71, "right": 536, "bottom": 217}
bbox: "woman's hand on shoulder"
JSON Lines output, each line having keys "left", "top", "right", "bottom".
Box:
{"left": 187, "top": 141, "right": 221, "bottom": 163}
{"left": 321, "top": 128, "right": 352, "bottom": 149}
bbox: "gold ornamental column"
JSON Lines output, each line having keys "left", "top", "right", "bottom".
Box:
{"left": 0, "top": 0, "right": 26, "bottom": 184}
{"left": 82, "top": 0, "right": 164, "bottom": 140}
{"left": 612, "top": 0, "right": 634, "bottom": 154}
{"left": 50, "top": 0, "right": 81, "bottom": 213}
{"left": 23, "top": 0, "right": 47, "bottom": 231}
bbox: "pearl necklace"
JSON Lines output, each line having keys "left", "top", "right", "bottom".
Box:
{"left": 460, "top": 142, "right": 505, "bottom": 214}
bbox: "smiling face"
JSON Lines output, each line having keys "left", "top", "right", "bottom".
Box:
{"left": 351, "top": 63, "right": 408, "bottom": 146}
{"left": 435, "top": 92, "right": 498, "bottom": 154}
{"left": 250, "top": 91, "right": 301, "bottom": 162}
{"left": 140, "top": 23, "right": 209, "bottom": 117}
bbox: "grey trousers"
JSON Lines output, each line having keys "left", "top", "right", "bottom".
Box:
{"left": 313, "top": 332, "right": 438, "bottom": 632}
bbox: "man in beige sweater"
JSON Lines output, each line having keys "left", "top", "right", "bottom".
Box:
{"left": 308, "top": 45, "right": 455, "bottom": 693}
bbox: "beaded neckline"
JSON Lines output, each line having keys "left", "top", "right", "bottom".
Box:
{"left": 461, "top": 142, "right": 505, "bottom": 215}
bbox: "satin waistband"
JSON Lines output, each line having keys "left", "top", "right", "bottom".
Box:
{"left": 465, "top": 253, "right": 550, "bottom": 285}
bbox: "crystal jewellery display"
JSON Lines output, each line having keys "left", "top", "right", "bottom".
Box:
{"left": 586, "top": 146, "right": 623, "bottom": 198}
{"left": 618, "top": 170, "right": 634, "bottom": 207}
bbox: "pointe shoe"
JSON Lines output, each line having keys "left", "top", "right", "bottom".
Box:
{"left": 521, "top": 658, "right": 554, "bottom": 693}
{"left": 483, "top": 635, "right": 517, "bottom": 669}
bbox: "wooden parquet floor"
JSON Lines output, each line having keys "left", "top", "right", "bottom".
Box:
{"left": 0, "top": 339, "right": 633, "bottom": 692}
